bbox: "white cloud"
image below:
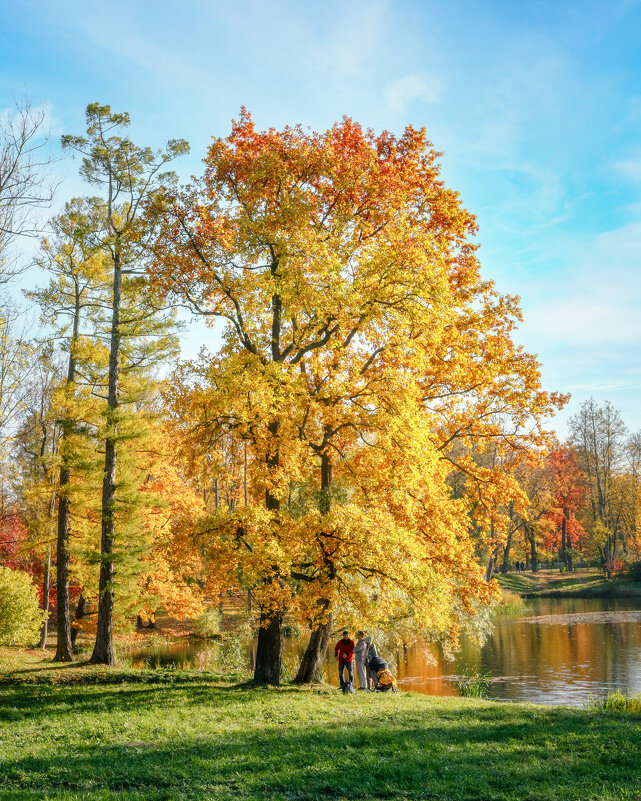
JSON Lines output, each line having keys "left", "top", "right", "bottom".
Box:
{"left": 518, "top": 221, "right": 641, "bottom": 348}
{"left": 384, "top": 74, "right": 444, "bottom": 114}
{"left": 306, "top": 0, "right": 389, "bottom": 78}
{"left": 615, "top": 157, "right": 641, "bottom": 181}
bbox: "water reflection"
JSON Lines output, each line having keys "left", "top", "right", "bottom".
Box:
{"left": 126, "top": 597, "right": 641, "bottom": 706}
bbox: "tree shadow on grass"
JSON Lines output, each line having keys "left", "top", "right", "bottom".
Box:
{"left": 2, "top": 699, "right": 641, "bottom": 800}
{"left": 0, "top": 682, "right": 252, "bottom": 722}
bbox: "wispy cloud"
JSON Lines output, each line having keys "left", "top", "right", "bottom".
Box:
{"left": 384, "top": 74, "right": 444, "bottom": 113}
{"left": 519, "top": 221, "right": 641, "bottom": 348}
{"left": 615, "top": 155, "right": 641, "bottom": 181}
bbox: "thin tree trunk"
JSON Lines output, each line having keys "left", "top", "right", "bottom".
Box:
{"left": 484, "top": 521, "right": 499, "bottom": 581}
{"left": 244, "top": 442, "right": 248, "bottom": 505}
{"left": 54, "top": 462, "right": 74, "bottom": 662}
{"left": 70, "top": 594, "right": 86, "bottom": 647}
{"left": 90, "top": 251, "right": 121, "bottom": 666}
{"left": 501, "top": 527, "right": 514, "bottom": 574}
{"left": 38, "top": 546, "right": 51, "bottom": 649}
{"left": 55, "top": 285, "right": 80, "bottom": 662}
{"left": 560, "top": 514, "right": 567, "bottom": 571}
{"left": 528, "top": 525, "right": 539, "bottom": 572}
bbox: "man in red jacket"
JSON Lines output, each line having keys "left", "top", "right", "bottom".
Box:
{"left": 334, "top": 629, "right": 355, "bottom": 692}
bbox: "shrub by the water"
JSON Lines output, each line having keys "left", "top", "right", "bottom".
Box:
{"left": 194, "top": 606, "right": 222, "bottom": 638}
{"left": 0, "top": 566, "right": 45, "bottom": 646}
{"left": 588, "top": 690, "right": 641, "bottom": 712}
{"left": 456, "top": 668, "right": 492, "bottom": 698}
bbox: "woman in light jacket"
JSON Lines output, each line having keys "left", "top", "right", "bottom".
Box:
{"left": 364, "top": 636, "right": 378, "bottom": 689}
{"left": 354, "top": 631, "right": 368, "bottom": 689}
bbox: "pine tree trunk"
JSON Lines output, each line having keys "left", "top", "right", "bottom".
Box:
{"left": 55, "top": 287, "right": 81, "bottom": 663}
{"left": 90, "top": 251, "right": 121, "bottom": 666}
{"left": 54, "top": 464, "right": 74, "bottom": 662}
{"left": 38, "top": 546, "right": 51, "bottom": 649}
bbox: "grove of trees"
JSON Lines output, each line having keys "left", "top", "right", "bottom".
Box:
{"left": 1, "top": 102, "right": 640, "bottom": 684}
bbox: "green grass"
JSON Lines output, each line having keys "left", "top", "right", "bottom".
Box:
{"left": 496, "top": 568, "right": 641, "bottom": 598}
{"left": 588, "top": 690, "right": 641, "bottom": 713}
{"left": 2, "top": 649, "right": 641, "bottom": 800}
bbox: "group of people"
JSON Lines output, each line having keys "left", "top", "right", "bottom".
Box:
{"left": 334, "top": 629, "right": 396, "bottom": 693}
{"left": 514, "top": 561, "right": 528, "bottom": 573}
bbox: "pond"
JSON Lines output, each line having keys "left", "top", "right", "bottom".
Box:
{"left": 126, "top": 597, "right": 641, "bottom": 706}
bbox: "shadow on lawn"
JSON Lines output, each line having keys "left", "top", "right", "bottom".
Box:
{"left": 0, "top": 682, "right": 254, "bottom": 722}
{"left": 2, "top": 693, "right": 641, "bottom": 800}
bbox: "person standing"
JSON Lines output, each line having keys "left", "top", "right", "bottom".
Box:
{"left": 364, "top": 636, "right": 377, "bottom": 689}
{"left": 334, "top": 629, "right": 355, "bottom": 691}
{"left": 354, "top": 631, "right": 368, "bottom": 690}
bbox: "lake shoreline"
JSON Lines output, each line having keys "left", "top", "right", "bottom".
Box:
{"left": 496, "top": 567, "right": 641, "bottom": 599}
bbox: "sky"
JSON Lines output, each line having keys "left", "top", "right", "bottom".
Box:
{"left": 1, "top": 0, "right": 640, "bottom": 437}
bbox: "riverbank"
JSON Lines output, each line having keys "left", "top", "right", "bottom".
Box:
{"left": 1, "top": 650, "right": 641, "bottom": 800}
{"left": 496, "top": 567, "right": 641, "bottom": 598}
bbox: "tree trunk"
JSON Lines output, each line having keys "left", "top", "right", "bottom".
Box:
{"left": 253, "top": 419, "right": 283, "bottom": 684}
{"left": 254, "top": 610, "right": 283, "bottom": 684}
{"left": 90, "top": 251, "right": 121, "bottom": 666}
{"left": 560, "top": 514, "right": 567, "bottom": 572}
{"left": 38, "top": 546, "right": 51, "bottom": 649}
{"left": 70, "top": 594, "right": 86, "bottom": 647}
{"left": 501, "top": 527, "right": 514, "bottom": 574}
{"left": 484, "top": 521, "right": 499, "bottom": 581}
{"left": 55, "top": 286, "right": 81, "bottom": 663}
{"left": 485, "top": 547, "right": 500, "bottom": 581}
{"left": 294, "top": 448, "right": 335, "bottom": 682}
{"left": 525, "top": 524, "right": 538, "bottom": 572}
{"left": 54, "top": 463, "right": 74, "bottom": 662}
{"left": 294, "top": 610, "right": 333, "bottom": 684}
{"left": 566, "top": 524, "right": 573, "bottom": 572}
{"left": 604, "top": 534, "right": 612, "bottom": 579}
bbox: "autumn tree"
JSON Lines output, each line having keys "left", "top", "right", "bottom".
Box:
{"left": 543, "top": 445, "right": 587, "bottom": 571}
{"left": 148, "top": 111, "right": 564, "bottom": 684}
{"left": 27, "top": 198, "right": 109, "bottom": 660}
{"left": 12, "top": 352, "right": 61, "bottom": 647}
{"left": 61, "top": 104, "right": 188, "bottom": 664}
{"left": 570, "top": 399, "right": 627, "bottom": 575}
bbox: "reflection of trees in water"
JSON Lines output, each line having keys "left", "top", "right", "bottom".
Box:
{"left": 125, "top": 601, "right": 641, "bottom": 702}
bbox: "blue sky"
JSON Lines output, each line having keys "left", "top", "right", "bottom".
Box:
{"left": 2, "top": 0, "right": 640, "bottom": 436}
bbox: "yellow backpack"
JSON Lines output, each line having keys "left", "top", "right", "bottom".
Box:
{"left": 377, "top": 668, "right": 397, "bottom": 689}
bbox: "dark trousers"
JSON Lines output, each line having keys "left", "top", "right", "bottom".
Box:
{"left": 339, "top": 661, "right": 354, "bottom": 688}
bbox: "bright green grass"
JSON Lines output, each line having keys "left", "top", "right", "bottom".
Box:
{"left": 1, "top": 655, "right": 641, "bottom": 800}
{"left": 496, "top": 568, "right": 641, "bottom": 598}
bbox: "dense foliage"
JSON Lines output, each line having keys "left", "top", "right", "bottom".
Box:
{"left": 0, "top": 565, "right": 44, "bottom": 645}
{"left": 1, "top": 103, "right": 640, "bottom": 683}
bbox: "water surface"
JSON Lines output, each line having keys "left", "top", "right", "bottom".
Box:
{"left": 127, "top": 597, "right": 641, "bottom": 706}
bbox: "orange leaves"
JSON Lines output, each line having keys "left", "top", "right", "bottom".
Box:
{"left": 147, "top": 110, "right": 566, "bottom": 648}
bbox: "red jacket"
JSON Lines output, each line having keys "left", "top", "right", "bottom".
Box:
{"left": 335, "top": 638, "right": 355, "bottom": 663}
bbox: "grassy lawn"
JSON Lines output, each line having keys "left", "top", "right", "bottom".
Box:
{"left": 496, "top": 568, "right": 641, "bottom": 598}
{"left": 2, "top": 649, "right": 641, "bottom": 800}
